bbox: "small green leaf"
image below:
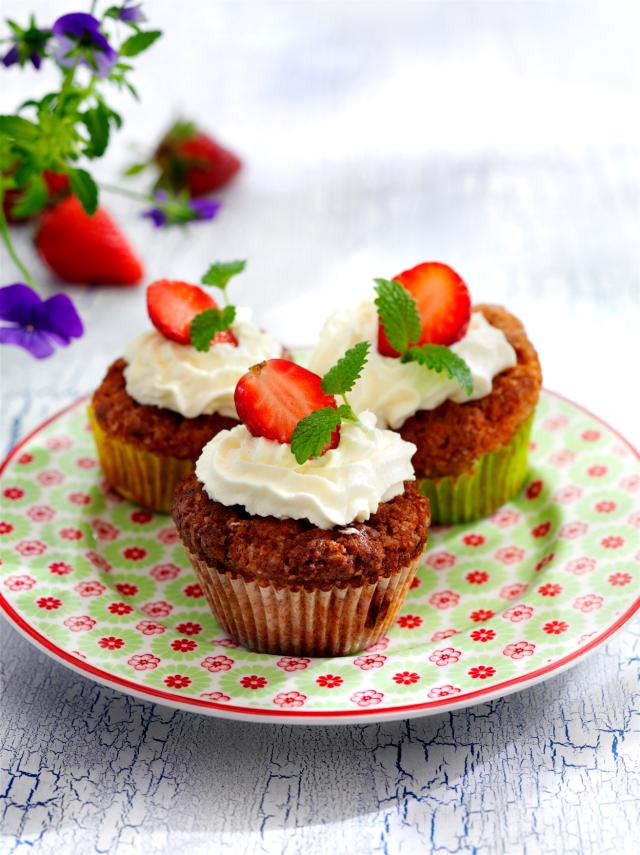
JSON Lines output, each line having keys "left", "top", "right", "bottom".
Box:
{"left": 69, "top": 168, "right": 98, "bottom": 216}
{"left": 13, "top": 158, "right": 39, "bottom": 187}
{"left": 189, "top": 305, "right": 237, "bottom": 352}
{"left": 119, "top": 30, "right": 162, "bottom": 57}
{"left": 201, "top": 260, "right": 246, "bottom": 292}
{"left": 374, "top": 278, "right": 422, "bottom": 355}
{"left": 109, "top": 108, "right": 123, "bottom": 129}
{"left": 337, "top": 402, "right": 358, "bottom": 422}
{"left": 124, "top": 81, "right": 139, "bottom": 101}
{"left": 10, "top": 174, "right": 48, "bottom": 218}
{"left": 321, "top": 340, "right": 370, "bottom": 396}
{"left": 0, "top": 115, "right": 39, "bottom": 140}
{"left": 402, "top": 344, "right": 474, "bottom": 395}
{"left": 82, "top": 102, "right": 110, "bottom": 159}
{"left": 290, "top": 406, "right": 342, "bottom": 465}
{"left": 18, "top": 98, "right": 41, "bottom": 111}
{"left": 123, "top": 161, "right": 148, "bottom": 177}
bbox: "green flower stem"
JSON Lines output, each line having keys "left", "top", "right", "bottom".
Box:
{"left": 0, "top": 192, "right": 36, "bottom": 288}
{"left": 100, "top": 182, "right": 153, "bottom": 203}
{"left": 339, "top": 393, "right": 358, "bottom": 422}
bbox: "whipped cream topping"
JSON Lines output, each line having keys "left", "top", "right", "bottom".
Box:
{"left": 195, "top": 411, "right": 416, "bottom": 529}
{"left": 309, "top": 301, "right": 517, "bottom": 429}
{"left": 124, "top": 317, "right": 281, "bottom": 419}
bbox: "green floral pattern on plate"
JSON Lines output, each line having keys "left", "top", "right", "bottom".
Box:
{"left": 0, "top": 392, "right": 638, "bottom": 718}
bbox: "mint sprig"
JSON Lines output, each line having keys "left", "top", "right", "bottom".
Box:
{"left": 373, "top": 277, "right": 474, "bottom": 397}
{"left": 321, "top": 340, "right": 370, "bottom": 396}
{"left": 374, "top": 278, "right": 421, "bottom": 354}
{"left": 190, "top": 305, "right": 236, "bottom": 352}
{"left": 290, "top": 405, "right": 347, "bottom": 464}
{"left": 402, "top": 345, "right": 473, "bottom": 395}
{"left": 201, "top": 260, "right": 246, "bottom": 302}
{"left": 190, "top": 259, "right": 246, "bottom": 350}
{"left": 290, "top": 342, "right": 369, "bottom": 464}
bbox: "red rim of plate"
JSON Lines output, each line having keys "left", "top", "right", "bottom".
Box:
{"left": 1, "top": 391, "right": 638, "bottom": 724}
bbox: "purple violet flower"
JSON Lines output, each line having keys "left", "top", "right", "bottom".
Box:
{"left": 2, "top": 18, "right": 51, "bottom": 69}
{"left": 118, "top": 2, "right": 146, "bottom": 24}
{"left": 52, "top": 13, "right": 118, "bottom": 78}
{"left": 189, "top": 198, "right": 222, "bottom": 220}
{"left": 142, "top": 191, "right": 221, "bottom": 228}
{"left": 0, "top": 283, "right": 83, "bottom": 359}
{"left": 142, "top": 206, "right": 167, "bottom": 228}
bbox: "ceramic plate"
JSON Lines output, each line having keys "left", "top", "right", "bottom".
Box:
{"left": 0, "top": 391, "right": 638, "bottom": 724}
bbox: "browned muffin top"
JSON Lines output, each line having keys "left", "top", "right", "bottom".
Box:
{"left": 92, "top": 358, "right": 238, "bottom": 460}
{"left": 399, "top": 304, "right": 542, "bottom": 479}
{"left": 172, "top": 474, "right": 430, "bottom": 588}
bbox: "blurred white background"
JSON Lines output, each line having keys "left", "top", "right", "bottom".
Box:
{"left": 1, "top": 0, "right": 639, "bottom": 445}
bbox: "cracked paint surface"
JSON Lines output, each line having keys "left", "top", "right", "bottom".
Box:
{"left": 1, "top": 617, "right": 638, "bottom": 854}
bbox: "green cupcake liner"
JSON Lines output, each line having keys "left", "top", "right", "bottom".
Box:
{"left": 417, "top": 412, "right": 535, "bottom": 525}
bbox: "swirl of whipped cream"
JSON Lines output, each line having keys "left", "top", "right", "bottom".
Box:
{"left": 124, "top": 316, "right": 281, "bottom": 419}
{"left": 309, "top": 301, "right": 517, "bottom": 429}
{"left": 195, "top": 411, "right": 416, "bottom": 529}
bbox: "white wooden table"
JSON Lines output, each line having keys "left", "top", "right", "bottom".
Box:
{"left": 1, "top": 2, "right": 639, "bottom": 853}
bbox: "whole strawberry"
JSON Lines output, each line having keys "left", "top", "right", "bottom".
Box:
{"left": 154, "top": 120, "right": 241, "bottom": 196}
{"left": 35, "top": 195, "right": 143, "bottom": 285}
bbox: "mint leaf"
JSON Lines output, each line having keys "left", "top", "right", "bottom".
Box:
{"left": 82, "top": 102, "right": 110, "bottom": 159}
{"left": 11, "top": 174, "right": 47, "bottom": 218}
{"left": 201, "top": 260, "right": 246, "bottom": 293}
{"left": 119, "top": 30, "right": 162, "bottom": 57}
{"left": 290, "top": 344, "right": 370, "bottom": 464}
{"left": 123, "top": 162, "right": 148, "bottom": 177}
{"left": 0, "top": 115, "right": 39, "bottom": 140}
{"left": 69, "top": 168, "right": 98, "bottom": 215}
{"left": 402, "top": 344, "right": 474, "bottom": 396}
{"left": 189, "top": 305, "right": 236, "bottom": 352}
{"left": 290, "top": 406, "right": 341, "bottom": 465}
{"left": 337, "top": 402, "right": 359, "bottom": 422}
{"left": 374, "top": 278, "right": 421, "bottom": 355}
{"left": 321, "top": 340, "right": 370, "bottom": 396}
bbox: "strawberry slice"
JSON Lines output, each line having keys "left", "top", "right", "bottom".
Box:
{"left": 234, "top": 359, "right": 338, "bottom": 446}
{"left": 147, "top": 279, "right": 238, "bottom": 347}
{"left": 378, "top": 262, "right": 472, "bottom": 356}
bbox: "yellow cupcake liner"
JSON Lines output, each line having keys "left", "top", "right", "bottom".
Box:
{"left": 185, "top": 548, "right": 423, "bottom": 657}
{"left": 88, "top": 405, "right": 193, "bottom": 513}
{"left": 417, "top": 412, "right": 535, "bottom": 525}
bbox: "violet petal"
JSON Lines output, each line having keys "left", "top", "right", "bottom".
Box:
{"left": 0, "top": 284, "right": 42, "bottom": 326}
{"left": 0, "top": 326, "right": 55, "bottom": 359}
{"left": 38, "top": 293, "right": 84, "bottom": 342}
{"left": 119, "top": 3, "right": 145, "bottom": 23}
{"left": 142, "top": 208, "right": 167, "bottom": 228}
{"left": 2, "top": 44, "right": 20, "bottom": 67}
{"left": 189, "top": 199, "right": 222, "bottom": 221}
{"left": 52, "top": 13, "right": 102, "bottom": 39}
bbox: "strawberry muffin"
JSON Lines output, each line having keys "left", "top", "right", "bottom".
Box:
{"left": 90, "top": 262, "right": 281, "bottom": 512}
{"left": 309, "top": 262, "right": 541, "bottom": 524}
{"left": 173, "top": 346, "right": 431, "bottom": 656}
